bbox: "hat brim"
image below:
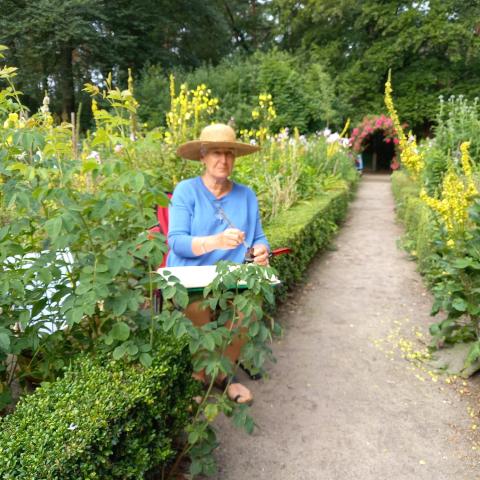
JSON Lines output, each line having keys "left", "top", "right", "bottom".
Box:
{"left": 176, "top": 140, "right": 260, "bottom": 161}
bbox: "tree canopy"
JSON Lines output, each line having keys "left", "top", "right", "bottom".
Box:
{"left": 0, "top": 0, "right": 272, "bottom": 120}
{"left": 273, "top": 0, "right": 480, "bottom": 132}
{"left": 1, "top": 0, "right": 479, "bottom": 132}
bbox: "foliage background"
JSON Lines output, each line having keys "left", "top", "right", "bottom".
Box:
{"left": 1, "top": 1, "right": 479, "bottom": 133}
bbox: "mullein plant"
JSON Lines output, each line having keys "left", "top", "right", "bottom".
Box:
{"left": 165, "top": 75, "right": 219, "bottom": 146}
{"left": 384, "top": 71, "right": 424, "bottom": 179}
{"left": 419, "top": 142, "right": 477, "bottom": 247}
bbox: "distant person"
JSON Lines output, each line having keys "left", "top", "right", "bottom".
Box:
{"left": 356, "top": 153, "right": 364, "bottom": 174}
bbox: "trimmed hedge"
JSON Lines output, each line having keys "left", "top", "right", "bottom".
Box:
{"left": 0, "top": 337, "right": 195, "bottom": 479}
{"left": 266, "top": 184, "right": 355, "bottom": 292}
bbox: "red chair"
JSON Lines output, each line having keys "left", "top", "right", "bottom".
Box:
{"left": 149, "top": 193, "right": 172, "bottom": 267}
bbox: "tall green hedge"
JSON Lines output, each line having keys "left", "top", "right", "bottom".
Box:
{"left": 266, "top": 184, "right": 355, "bottom": 292}
{"left": 0, "top": 337, "right": 195, "bottom": 479}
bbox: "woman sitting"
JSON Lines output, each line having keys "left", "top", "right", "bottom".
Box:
{"left": 167, "top": 123, "right": 269, "bottom": 404}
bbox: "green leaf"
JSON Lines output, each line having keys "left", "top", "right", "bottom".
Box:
{"left": 66, "top": 307, "right": 84, "bottom": 325}
{"left": 0, "top": 225, "right": 9, "bottom": 241}
{"left": 452, "top": 297, "right": 467, "bottom": 312}
{"left": 111, "top": 322, "right": 130, "bottom": 341}
{"left": 453, "top": 258, "right": 472, "bottom": 269}
{"left": 18, "top": 310, "right": 30, "bottom": 327}
{"left": 139, "top": 352, "right": 152, "bottom": 368}
{"left": 204, "top": 403, "right": 219, "bottom": 421}
{"left": 190, "top": 459, "right": 203, "bottom": 476}
{"left": 127, "top": 343, "right": 138, "bottom": 356}
{"left": 44, "top": 217, "right": 63, "bottom": 241}
{"left": 173, "top": 321, "right": 187, "bottom": 338}
{"left": 188, "top": 430, "right": 200, "bottom": 445}
{"left": 107, "top": 257, "right": 122, "bottom": 276}
{"left": 113, "top": 343, "right": 128, "bottom": 360}
{"left": 139, "top": 343, "right": 152, "bottom": 353}
{"left": 112, "top": 296, "right": 128, "bottom": 316}
{"left": 175, "top": 289, "right": 189, "bottom": 309}
{"left": 202, "top": 334, "right": 216, "bottom": 352}
{"left": 132, "top": 172, "right": 145, "bottom": 192}
{"left": 162, "top": 285, "right": 176, "bottom": 300}
{"left": 248, "top": 321, "right": 260, "bottom": 337}
{"left": 466, "top": 342, "right": 480, "bottom": 366}
{"left": 0, "top": 333, "right": 11, "bottom": 353}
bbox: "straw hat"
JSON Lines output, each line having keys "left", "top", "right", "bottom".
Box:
{"left": 176, "top": 123, "right": 260, "bottom": 161}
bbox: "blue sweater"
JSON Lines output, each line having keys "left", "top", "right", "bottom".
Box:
{"left": 167, "top": 177, "right": 269, "bottom": 266}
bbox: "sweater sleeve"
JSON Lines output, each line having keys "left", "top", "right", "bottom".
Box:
{"left": 251, "top": 192, "right": 270, "bottom": 250}
{"left": 167, "top": 182, "right": 197, "bottom": 258}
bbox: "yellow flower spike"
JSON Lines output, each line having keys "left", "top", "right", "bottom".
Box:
{"left": 384, "top": 71, "right": 424, "bottom": 178}
{"left": 339, "top": 119, "right": 350, "bottom": 138}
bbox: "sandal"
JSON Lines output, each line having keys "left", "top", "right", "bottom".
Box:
{"left": 215, "top": 375, "right": 253, "bottom": 405}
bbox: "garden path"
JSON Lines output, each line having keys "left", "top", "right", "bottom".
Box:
{"left": 211, "top": 174, "right": 478, "bottom": 479}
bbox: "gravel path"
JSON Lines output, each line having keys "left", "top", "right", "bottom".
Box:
{"left": 211, "top": 174, "right": 478, "bottom": 479}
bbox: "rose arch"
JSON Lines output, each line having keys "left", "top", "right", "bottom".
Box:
{"left": 350, "top": 115, "right": 400, "bottom": 172}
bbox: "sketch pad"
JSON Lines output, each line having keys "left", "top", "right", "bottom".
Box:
{"left": 156, "top": 265, "right": 280, "bottom": 290}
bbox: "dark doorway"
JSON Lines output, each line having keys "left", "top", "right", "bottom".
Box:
{"left": 361, "top": 130, "right": 395, "bottom": 172}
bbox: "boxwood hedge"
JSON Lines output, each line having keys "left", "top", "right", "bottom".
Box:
{"left": 0, "top": 337, "right": 195, "bottom": 479}
{"left": 266, "top": 183, "right": 355, "bottom": 292}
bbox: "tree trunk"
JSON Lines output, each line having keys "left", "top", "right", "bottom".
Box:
{"left": 59, "top": 45, "right": 75, "bottom": 122}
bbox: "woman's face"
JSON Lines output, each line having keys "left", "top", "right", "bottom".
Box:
{"left": 201, "top": 148, "right": 236, "bottom": 181}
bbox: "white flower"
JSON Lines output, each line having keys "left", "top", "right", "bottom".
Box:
{"left": 249, "top": 139, "right": 257, "bottom": 145}
{"left": 326, "top": 132, "right": 340, "bottom": 144}
{"left": 87, "top": 150, "right": 101, "bottom": 163}
{"left": 323, "top": 128, "right": 332, "bottom": 137}
{"left": 114, "top": 144, "right": 123, "bottom": 154}
{"left": 68, "top": 423, "right": 77, "bottom": 431}
{"left": 16, "top": 152, "right": 27, "bottom": 161}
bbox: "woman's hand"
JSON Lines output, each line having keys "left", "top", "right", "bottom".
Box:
{"left": 252, "top": 244, "right": 269, "bottom": 266}
{"left": 217, "top": 228, "right": 246, "bottom": 250}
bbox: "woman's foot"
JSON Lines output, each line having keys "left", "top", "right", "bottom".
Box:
{"left": 215, "top": 375, "right": 253, "bottom": 404}
{"left": 226, "top": 382, "right": 253, "bottom": 404}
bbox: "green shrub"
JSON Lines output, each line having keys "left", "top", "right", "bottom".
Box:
{"left": 266, "top": 184, "right": 354, "bottom": 292}
{"left": 391, "top": 171, "right": 440, "bottom": 275}
{"left": 391, "top": 170, "right": 420, "bottom": 220}
{"left": 0, "top": 337, "right": 196, "bottom": 479}
{"left": 137, "top": 50, "right": 340, "bottom": 132}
